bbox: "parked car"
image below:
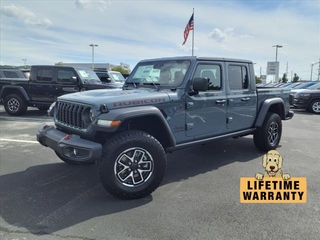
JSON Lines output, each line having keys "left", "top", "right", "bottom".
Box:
{"left": 94, "top": 70, "right": 125, "bottom": 88}
{"left": 292, "top": 84, "right": 320, "bottom": 114}
{"left": 289, "top": 82, "right": 319, "bottom": 105}
{"left": 0, "top": 65, "right": 118, "bottom": 115}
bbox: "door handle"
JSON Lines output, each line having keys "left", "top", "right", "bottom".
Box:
{"left": 216, "top": 99, "right": 226, "bottom": 104}
{"left": 241, "top": 97, "right": 250, "bottom": 101}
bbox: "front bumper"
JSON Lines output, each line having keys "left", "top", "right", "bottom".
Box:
{"left": 36, "top": 123, "right": 102, "bottom": 162}
{"left": 292, "top": 98, "right": 309, "bottom": 109}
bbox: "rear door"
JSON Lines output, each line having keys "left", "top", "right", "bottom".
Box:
{"left": 226, "top": 63, "right": 257, "bottom": 130}
{"left": 28, "top": 67, "right": 55, "bottom": 102}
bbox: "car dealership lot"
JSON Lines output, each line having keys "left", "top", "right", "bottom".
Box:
{"left": 0, "top": 106, "right": 319, "bottom": 240}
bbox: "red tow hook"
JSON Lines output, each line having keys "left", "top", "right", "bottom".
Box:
{"left": 65, "top": 134, "right": 71, "bottom": 140}
{"left": 42, "top": 125, "right": 49, "bottom": 130}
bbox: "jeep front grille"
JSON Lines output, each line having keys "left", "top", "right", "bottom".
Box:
{"left": 56, "top": 101, "right": 87, "bottom": 130}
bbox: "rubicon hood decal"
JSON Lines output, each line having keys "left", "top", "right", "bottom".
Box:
{"left": 58, "top": 89, "right": 170, "bottom": 109}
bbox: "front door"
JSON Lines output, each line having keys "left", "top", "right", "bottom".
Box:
{"left": 28, "top": 67, "right": 55, "bottom": 103}
{"left": 185, "top": 62, "right": 227, "bottom": 138}
{"left": 54, "top": 68, "right": 80, "bottom": 100}
{"left": 226, "top": 64, "right": 257, "bottom": 130}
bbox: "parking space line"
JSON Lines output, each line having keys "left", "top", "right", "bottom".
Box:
{"left": 0, "top": 116, "right": 50, "bottom": 121}
{"left": 0, "top": 139, "right": 38, "bottom": 143}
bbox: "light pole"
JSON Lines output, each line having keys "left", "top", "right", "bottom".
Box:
{"left": 310, "top": 61, "right": 320, "bottom": 81}
{"left": 272, "top": 45, "right": 283, "bottom": 62}
{"left": 22, "top": 59, "right": 27, "bottom": 68}
{"left": 89, "top": 44, "right": 98, "bottom": 70}
{"left": 272, "top": 45, "right": 283, "bottom": 83}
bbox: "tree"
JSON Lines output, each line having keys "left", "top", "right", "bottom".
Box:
{"left": 255, "top": 76, "right": 262, "bottom": 84}
{"left": 280, "top": 73, "right": 288, "bottom": 83}
{"left": 111, "top": 66, "right": 129, "bottom": 74}
{"left": 292, "top": 73, "right": 300, "bottom": 82}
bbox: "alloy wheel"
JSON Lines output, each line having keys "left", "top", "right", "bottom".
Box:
{"left": 114, "top": 147, "right": 154, "bottom": 187}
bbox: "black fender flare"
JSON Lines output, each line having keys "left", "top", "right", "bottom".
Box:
{"left": 254, "top": 98, "right": 285, "bottom": 127}
{"left": 0, "top": 85, "right": 30, "bottom": 101}
{"left": 94, "top": 106, "right": 176, "bottom": 147}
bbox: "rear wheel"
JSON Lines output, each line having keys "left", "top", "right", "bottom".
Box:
{"left": 4, "top": 94, "right": 27, "bottom": 116}
{"left": 253, "top": 113, "right": 282, "bottom": 151}
{"left": 98, "top": 130, "right": 167, "bottom": 200}
{"left": 308, "top": 100, "right": 320, "bottom": 114}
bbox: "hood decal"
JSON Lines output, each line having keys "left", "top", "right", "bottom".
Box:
{"left": 113, "top": 98, "right": 166, "bottom": 107}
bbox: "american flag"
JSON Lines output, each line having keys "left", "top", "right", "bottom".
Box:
{"left": 182, "top": 13, "right": 194, "bottom": 45}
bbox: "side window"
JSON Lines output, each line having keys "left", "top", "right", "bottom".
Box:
{"left": 229, "top": 65, "right": 248, "bottom": 90}
{"left": 57, "top": 70, "right": 76, "bottom": 83}
{"left": 194, "top": 64, "right": 221, "bottom": 91}
{"left": 36, "top": 69, "right": 53, "bottom": 82}
{"left": 3, "top": 71, "right": 19, "bottom": 78}
{"left": 242, "top": 66, "right": 249, "bottom": 89}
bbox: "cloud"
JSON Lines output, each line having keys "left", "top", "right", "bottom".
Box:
{"left": 0, "top": 4, "right": 52, "bottom": 27}
{"left": 75, "top": 0, "right": 110, "bottom": 11}
{"left": 209, "top": 28, "right": 234, "bottom": 42}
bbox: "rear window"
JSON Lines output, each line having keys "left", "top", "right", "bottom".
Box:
{"left": 2, "top": 70, "right": 25, "bottom": 78}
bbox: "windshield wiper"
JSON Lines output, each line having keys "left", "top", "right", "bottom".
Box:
{"left": 124, "top": 81, "right": 139, "bottom": 88}
{"left": 143, "top": 82, "right": 160, "bottom": 90}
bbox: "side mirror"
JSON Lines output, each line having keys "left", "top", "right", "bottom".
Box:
{"left": 101, "top": 77, "right": 111, "bottom": 83}
{"left": 193, "top": 77, "right": 208, "bottom": 92}
{"left": 70, "top": 76, "right": 77, "bottom": 83}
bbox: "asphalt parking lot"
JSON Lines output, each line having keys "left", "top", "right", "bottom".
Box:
{"left": 0, "top": 106, "right": 319, "bottom": 240}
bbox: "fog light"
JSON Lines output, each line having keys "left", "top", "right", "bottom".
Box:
{"left": 73, "top": 148, "right": 78, "bottom": 156}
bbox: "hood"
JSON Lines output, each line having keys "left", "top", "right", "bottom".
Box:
{"left": 82, "top": 82, "right": 122, "bottom": 90}
{"left": 290, "top": 89, "right": 306, "bottom": 94}
{"left": 57, "top": 89, "right": 171, "bottom": 110}
{"left": 296, "top": 89, "right": 320, "bottom": 94}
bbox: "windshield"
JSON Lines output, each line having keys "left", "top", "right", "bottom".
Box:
{"left": 306, "top": 82, "right": 320, "bottom": 89}
{"left": 75, "top": 68, "right": 102, "bottom": 84}
{"left": 127, "top": 60, "right": 191, "bottom": 86}
{"left": 109, "top": 72, "right": 125, "bottom": 83}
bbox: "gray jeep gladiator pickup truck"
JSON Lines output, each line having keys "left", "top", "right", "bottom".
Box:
{"left": 37, "top": 56, "right": 294, "bottom": 200}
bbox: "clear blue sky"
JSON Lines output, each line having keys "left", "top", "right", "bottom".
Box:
{"left": 1, "top": 0, "right": 319, "bottom": 80}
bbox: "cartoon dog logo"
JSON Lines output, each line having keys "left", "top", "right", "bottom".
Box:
{"left": 255, "top": 150, "right": 291, "bottom": 180}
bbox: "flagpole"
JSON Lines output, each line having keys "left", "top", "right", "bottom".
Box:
{"left": 192, "top": 8, "right": 194, "bottom": 56}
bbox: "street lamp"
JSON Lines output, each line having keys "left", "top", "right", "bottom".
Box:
{"left": 22, "top": 59, "right": 27, "bottom": 68}
{"left": 89, "top": 44, "right": 98, "bottom": 70}
{"left": 272, "top": 45, "right": 283, "bottom": 83}
{"left": 272, "top": 45, "right": 283, "bottom": 62}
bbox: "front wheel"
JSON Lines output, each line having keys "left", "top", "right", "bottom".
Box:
{"left": 308, "top": 100, "right": 320, "bottom": 114}
{"left": 253, "top": 113, "right": 282, "bottom": 151}
{"left": 98, "top": 130, "right": 167, "bottom": 200}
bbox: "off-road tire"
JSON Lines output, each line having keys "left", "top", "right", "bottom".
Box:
{"left": 308, "top": 100, "right": 320, "bottom": 114}
{"left": 54, "top": 151, "right": 95, "bottom": 165}
{"left": 253, "top": 112, "right": 282, "bottom": 151}
{"left": 4, "top": 94, "right": 28, "bottom": 116}
{"left": 98, "top": 130, "right": 167, "bottom": 200}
